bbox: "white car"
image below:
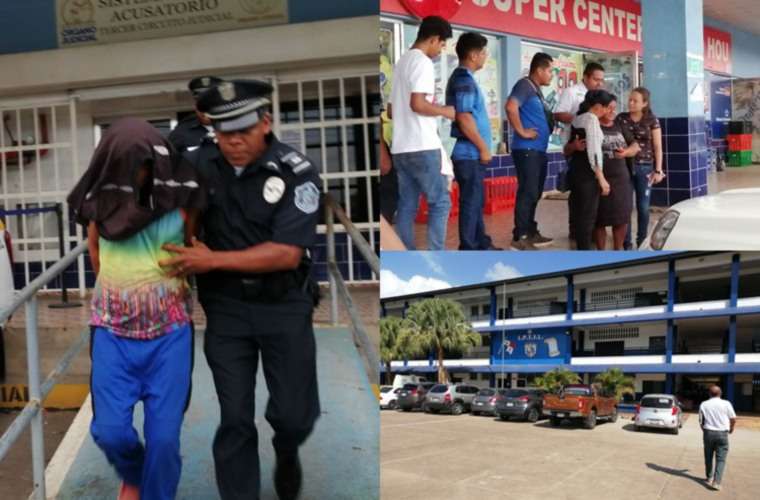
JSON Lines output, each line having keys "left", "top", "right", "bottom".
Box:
{"left": 634, "top": 394, "right": 684, "bottom": 434}
{"left": 379, "top": 385, "right": 401, "bottom": 410}
{"left": 642, "top": 188, "right": 760, "bottom": 250}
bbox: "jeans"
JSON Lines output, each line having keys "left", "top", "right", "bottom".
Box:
{"left": 512, "top": 149, "right": 548, "bottom": 241}
{"left": 703, "top": 429, "right": 730, "bottom": 484}
{"left": 394, "top": 149, "right": 451, "bottom": 250}
{"left": 453, "top": 159, "right": 492, "bottom": 250}
{"left": 625, "top": 162, "right": 653, "bottom": 248}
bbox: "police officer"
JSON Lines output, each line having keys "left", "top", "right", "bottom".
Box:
{"left": 160, "top": 80, "right": 321, "bottom": 500}
{"left": 167, "top": 75, "right": 223, "bottom": 153}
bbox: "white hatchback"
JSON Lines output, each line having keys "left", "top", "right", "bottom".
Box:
{"left": 634, "top": 394, "right": 683, "bottom": 434}
{"left": 642, "top": 188, "right": 760, "bottom": 250}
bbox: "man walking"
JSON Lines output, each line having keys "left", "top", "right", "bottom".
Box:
{"left": 699, "top": 385, "right": 736, "bottom": 491}
{"left": 445, "top": 32, "right": 496, "bottom": 250}
{"left": 505, "top": 52, "right": 555, "bottom": 250}
{"left": 389, "top": 16, "right": 455, "bottom": 250}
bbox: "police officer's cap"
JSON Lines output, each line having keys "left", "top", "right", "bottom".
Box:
{"left": 188, "top": 76, "right": 224, "bottom": 99}
{"left": 198, "top": 79, "right": 274, "bottom": 133}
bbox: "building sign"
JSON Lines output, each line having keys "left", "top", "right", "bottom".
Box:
{"left": 492, "top": 328, "right": 570, "bottom": 363}
{"left": 382, "top": 0, "right": 643, "bottom": 52}
{"left": 56, "top": 0, "right": 288, "bottom": 47}
{"left": 703, "top": 26, "right": 732, "bottom": 75}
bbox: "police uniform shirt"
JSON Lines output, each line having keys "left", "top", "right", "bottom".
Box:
{"left": 168, "top": 114, "right": 214, "bottom": 153}
{"left": 188, "top": 134, "right": 321, "bottom": 311}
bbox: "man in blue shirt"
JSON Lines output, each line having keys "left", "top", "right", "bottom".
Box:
{"left": 446, "top": 32, "right": 496, "bottom": 250}
{"left": 506, "top": 52, "right": 554, "bottom": 250}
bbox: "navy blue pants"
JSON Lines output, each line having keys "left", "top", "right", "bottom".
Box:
{"left": 90, "top": 324, "right": 192, "bottom": 500}
{"left": 453, "top": 159, "right": 492, "bottom": 250}
{"left": 512, "top": 149, "right": 548, "bottom": 241}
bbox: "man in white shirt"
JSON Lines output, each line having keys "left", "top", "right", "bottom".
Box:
{"left": 698, "top": 385, "right": 737, "bottom": 491}
{"left": 388, "top": 16, "right": 455, "bottom": 250}
{"left": 554, "top": 63, "right": 605, "bottom": 244}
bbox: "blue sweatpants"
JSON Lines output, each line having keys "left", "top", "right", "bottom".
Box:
{"left": 90, "top": 323, "right": 192, "bottom": 500}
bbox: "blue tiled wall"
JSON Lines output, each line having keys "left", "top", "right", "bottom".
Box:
{"left": 651, "top": 116, "right": 709, "bottom": 207}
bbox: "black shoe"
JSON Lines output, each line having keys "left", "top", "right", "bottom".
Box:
{"left": 274, "top": 452, "right": 302, "bottom": 500}
{"left": 528, "top": 231, "right": 553, "bottom": 247}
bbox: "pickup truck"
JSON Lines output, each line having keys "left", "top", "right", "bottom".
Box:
{"left": 542, "top": 384, "right": 618, "bottom": 429}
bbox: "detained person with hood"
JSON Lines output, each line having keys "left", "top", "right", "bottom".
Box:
{"left": 67, "top": 118, "right": 206, "bottom": 500}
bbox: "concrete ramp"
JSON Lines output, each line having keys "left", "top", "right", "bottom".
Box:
{"left": 47, "top": 327, "right": 379, "bottom": 500}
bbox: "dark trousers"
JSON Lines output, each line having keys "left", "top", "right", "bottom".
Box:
{"left": 379, "top": 166, "right": 398, "bottom": 224}
{"left": 568, "top": 163, "right": 601, "bottom": 250}
{"left": 703, "top": 429, "right": 729, "bottom": 484}
{"left": 512, "top": 149, "right": 548, "bottom": 241}
{"left": 453, "top": 159, "right": 492, "bottom": 250}
{"left": 204, "top": 306, "right": 320, "bottom": 500}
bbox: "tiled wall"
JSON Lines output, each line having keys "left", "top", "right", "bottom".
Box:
{"left": 651, "top": 116, "right": 709, "bottom": 207}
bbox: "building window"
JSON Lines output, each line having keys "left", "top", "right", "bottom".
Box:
{"left": 276, "top": 74, "right": 380, "bottom": 282}
{"left": 594, "top": 341, "right": 625, "bottom": 356}
{"left": 471, "top": 305, "right": 479, "bottom": 318}
{"left": 588, "top": 287, "right": 644, "bottom": 310}
{"left": 588, "top": 326, "right": 640, "bottom": 341}
{"left": 649, "top": 336, "right": 666, "bottom": 354}
{"left": 482, "top": 304, "right": 491, "bottom": 316}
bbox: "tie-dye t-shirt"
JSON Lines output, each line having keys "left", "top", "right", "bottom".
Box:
{"left": 91, "top": 209, "right": 192, "bottom": 339}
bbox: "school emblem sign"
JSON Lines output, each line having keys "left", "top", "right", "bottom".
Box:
{"left": 57, "top": 0, "right": 288, "bottom": 47}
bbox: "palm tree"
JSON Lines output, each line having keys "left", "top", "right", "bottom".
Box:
{"left": 594, "top": 368, "right": 635, "bottom": 400}
{"left": 379, "top": 316, "right": 404, "bottom": 385}
{"left": 401, "top": 298, "right": 481, "bottom": 383}
{"left": 535, "top": 367, "right": 581, "bottom": 394}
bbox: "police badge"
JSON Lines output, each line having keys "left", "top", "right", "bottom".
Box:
{"left": 524, "top": 343, "right": 537, "bottom": 358}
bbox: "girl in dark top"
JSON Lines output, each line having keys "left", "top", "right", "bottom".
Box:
{"left": 593, "top": 96, "right": 640, "bottom": 250}
{"left": 563, "top": 89, "right": 613, "bottom": 251}
{"left": 615, "top": 87, "right": 664, "bottom": 249}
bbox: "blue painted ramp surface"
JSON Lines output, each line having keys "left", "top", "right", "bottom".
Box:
{"left": 56, "top": 327, "right": 379, "bottom": 499}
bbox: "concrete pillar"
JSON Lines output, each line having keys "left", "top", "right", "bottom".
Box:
{"left": 642, "top": 0, "right": 708, "bottom": 206}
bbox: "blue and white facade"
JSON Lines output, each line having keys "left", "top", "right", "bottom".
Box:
{"left": 381, "top": 252, "right": 760, "bottom": 412}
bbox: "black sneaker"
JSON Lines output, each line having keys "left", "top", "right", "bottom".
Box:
{"left": 529, "top": 231, "right": 553, "bottom": 247}
{"left": 510, "top": 236, "right": 537, "bottom": 251}
{"left": 274, "top": 452, "right": 302, "bottom": 500}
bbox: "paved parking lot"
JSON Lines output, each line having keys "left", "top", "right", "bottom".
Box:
{"left": 381, "top": 409, "right": 760, "bottom": 500}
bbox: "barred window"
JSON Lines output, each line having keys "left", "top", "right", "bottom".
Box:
{"left": 588, "top": 287, "right": 643, "bottom": 310}
{"left": 588, "top": 326, "right": 640, "bottom": 341}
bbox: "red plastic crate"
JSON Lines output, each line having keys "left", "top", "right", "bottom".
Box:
{"left": 728, "top": 134, "right": 753, "bottom": 152}
{"left": 483, "top": 176, "right": 517, "bottom": 214}
{"left": 415, "top": 181, "right": 459, "bottom": 223}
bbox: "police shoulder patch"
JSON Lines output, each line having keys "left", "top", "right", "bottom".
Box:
{"left": 294, "top": 181, "right": 320, "bottom": 214}
{"left": 279, "top": 148, "right": 313, "bottom": 175}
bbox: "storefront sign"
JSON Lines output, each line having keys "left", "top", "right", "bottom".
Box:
{"left": 382, "top": 0, "right": 643, "bottom": 52}
{"left": 56, "top": 0, "right": 288, "bottom": 47}
{"left": 492, "top": 329, "right": 570, "bottom": 362}
{"left": 703, "top": 26, "right": 732, "bottom": 75}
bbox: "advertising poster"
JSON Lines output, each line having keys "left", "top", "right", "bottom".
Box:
{"left": 732, "top": 79, "right": 760, "bottom": 162}
{"left": 380, "top": 23, "right": 395, "bottom": 108}
{"left": 709, "top": 78, "right": 732, "bottom": 138}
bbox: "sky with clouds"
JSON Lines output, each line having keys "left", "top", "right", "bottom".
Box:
{"left": 380, "top": 252, "right": 671, "bottom": 298}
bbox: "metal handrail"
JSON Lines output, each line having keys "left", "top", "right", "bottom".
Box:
{"left": 0, "top": 240, "right": 88, "bottom": 500}
{"left": 323, "top": 194, "right": 379, "bottom": 386}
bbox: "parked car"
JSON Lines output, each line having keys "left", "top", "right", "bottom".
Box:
{"left": 471, "top": 388, "right": 508, "bottom": 416}
{"left": 642, "top": 188, "right": 760, "bottom": 250}
{"left": 396, "top": 382, "right": 435, "bottom": 412}
{"left": 392, "top": 374, "right": 427, "bottom": 390}
{"left": 634, "top": 394, "right": 684, "bottom": 434}
{"left": 543, "top": 384, "right": 618, "bottom": 429}
{"left": 423, "top": 384, "right": 480, "bottom": 415}
{"left": 494, "top": 389, "right": 545, "bottom": 422}
{"left": 379, "top": 385, "right": 402, "bottom": 410}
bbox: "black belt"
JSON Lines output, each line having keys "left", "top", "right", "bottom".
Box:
{"left": 199, "top": 271, "right": 307, "bottom": 303}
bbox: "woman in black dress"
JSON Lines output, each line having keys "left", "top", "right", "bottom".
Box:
{"left": 593, "top": 96, "right": 640, "bottom": 250}
{"left": 563, "top": 90, "right": 613, "bottom": 250}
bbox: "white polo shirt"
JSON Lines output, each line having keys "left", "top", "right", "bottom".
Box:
{"left": 699, "top": 397, "right": 736, "bottom": 432}
{"left": 389, "top": 48, "right": 443, "bottom": 154}
{"left": 555, "top": 82, "right": 589, "bottom": 144}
